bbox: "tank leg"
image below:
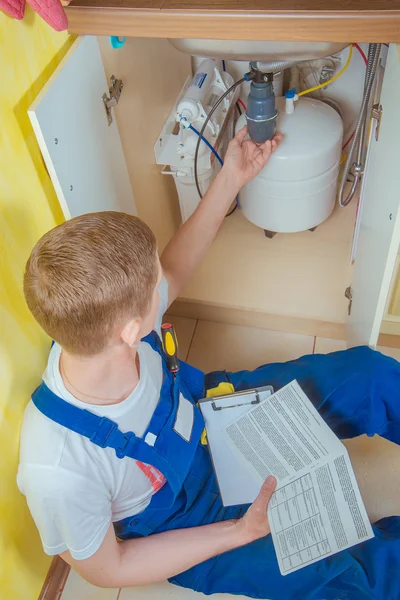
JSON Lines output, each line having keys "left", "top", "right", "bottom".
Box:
{"left": 309, "top": 226, "right": 317, "bottom": 232}
{"left": 264, "top": 229, "right": 277, "bottom": 239}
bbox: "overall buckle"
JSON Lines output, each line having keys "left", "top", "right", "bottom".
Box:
{"left": 116, "top": 431, "right": 134, "bottom": 459}
{"left": 89, "top": 416, "right": 118, "bottom": 448}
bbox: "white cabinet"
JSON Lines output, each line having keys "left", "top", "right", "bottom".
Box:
{"left": 348, "top": 44, "right": 400, "bottom": 347}
{"left": 29, "top": 37, "right": 400, "bottom": 349}
{"left": 29, "top": 36, "right": 136, "bottom": 219}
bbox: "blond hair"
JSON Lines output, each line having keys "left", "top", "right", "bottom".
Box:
{"left": 24, "top": 212, "right": 158, "bottom": 356}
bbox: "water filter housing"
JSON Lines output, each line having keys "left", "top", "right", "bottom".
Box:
{"left": 176, "top": 58, "right": 217, "bottom": 124}
{"left": 237, "top": 96, "right": 343, "bottom": 233}
{"left": 155, "top": 59, "right": 236, "bottom": 223}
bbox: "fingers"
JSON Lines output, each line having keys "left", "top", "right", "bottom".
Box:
{"left": 261, "top": 475, "right": 277, "bottom": 500}
{"left": 268, "top": 133, "right": 283, "bottom": 150}
{"left": 260, "top": 139, "right": 272, "bottom": 161}
{"left": 271, "top": 133, "right": 283, "bottom": 151}
{"left": 234, "top": 126, "right": 249, "bottom": 145}
{"left": 260, "top": 476, "right": 277, "bottom": 501}
{"left": 239, "top": 476, "right": 277, "bottom": 541}
{"left": 237, "top": 130, "right": 282, "bottom": 152}
{"left": 255, "top": 133, "right": 281, "bottom": 161}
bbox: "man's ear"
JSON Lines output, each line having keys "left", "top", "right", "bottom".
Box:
{"left": 121, "top": 318, "right": 142, "bottom": 348}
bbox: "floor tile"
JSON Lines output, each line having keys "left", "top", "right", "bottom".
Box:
{"left": 187, "top": 321, "right": 314, "bottom": 373}
{"left": 314, "top": 337, "right": 347, "bottom": 354}
{"left": 163, "top": 316, "right": 197, "bottom": 361}
{"left": 62, "top": 570, "right": 119, "bottom": 600}
{"left": 119, "top": 580, "right": 247, "bottom": 599}
{"left": 377, "top": 346, "right": 400, "bottom": 361}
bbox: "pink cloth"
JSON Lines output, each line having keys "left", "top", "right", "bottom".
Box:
{"left": 0, "top": 0, "right": 25, "bottom": 19}
{"left": 0, "top": 0, "right": 67, "bottom": 30}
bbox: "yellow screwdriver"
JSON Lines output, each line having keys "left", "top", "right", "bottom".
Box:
{"left": 161, "top": 323, "right": 179, "bottom": 375}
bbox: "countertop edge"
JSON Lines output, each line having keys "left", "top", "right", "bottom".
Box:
{"left": 66, "top": 7, "right": 400, "bottom": 43}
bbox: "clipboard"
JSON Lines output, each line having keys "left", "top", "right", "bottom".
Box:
{"left": 198, "top": 385, "right": 274, "bottom": 506}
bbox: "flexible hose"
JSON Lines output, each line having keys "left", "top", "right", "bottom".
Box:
{"left": 354, "top": 43, "right": 368, "bottom": 66}
{"left": 299, "top": 44, "right": 353, "bottom": 97}
{"left": 339, "top": 43, "right": 380, "bottom": 207}
{"left": 189, "top": 122, "right": 239, "bottom": 211}
{"left": 188, "top": 124, "right": 223, "bottom": 166}
{"left": 338, "top": 44, "right": 381, "bottom": 208}
{"left": 253, "top": 59, "right": 304, "bottom": 73}
{"left": 341, "top": 45, "right": 368, "bottom": 149}
{"left": 194, "top": 78, "right": 245, "bottom": 199}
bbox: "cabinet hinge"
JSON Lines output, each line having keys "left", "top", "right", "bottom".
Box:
{"left": 102, "top": 75, "right": 123, "bottom": 126}
{"left": 345, "top": 286, "right": 353, "bottom": 316}
{"left": 371, "top": 103, "right": 383, "bottom": 141}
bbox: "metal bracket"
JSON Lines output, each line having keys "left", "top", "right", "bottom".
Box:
{"left": 319, "top": 65, "right": 335, "bottom": 88}
{"left": 345, "top": 286, "right": 353, "bottom": 316}
{"left": 372, "top": 103, "right": 383, "bottom": 141}
{"left": 102, "top": 75, "right": 123, "bottom": 126}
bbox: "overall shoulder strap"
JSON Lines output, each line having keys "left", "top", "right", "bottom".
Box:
{"left": 142, "top": 331, "right": 163, "bottom": 355}
{"left": 32, "top": 383, "right": 139, "bottom": 459}
{"left": 32, "top": 381, "right": 185, "bottom": 493}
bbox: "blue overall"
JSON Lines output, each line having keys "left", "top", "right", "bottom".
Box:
{"left": 31, "top": 334, "right": 400, "bottom": 600}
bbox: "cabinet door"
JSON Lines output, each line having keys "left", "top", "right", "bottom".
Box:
{"left": 348, "top": 44, "right": 400, "bottom": 348}
{"left": 29, "top": 36, "right": 136, "bottom": 219}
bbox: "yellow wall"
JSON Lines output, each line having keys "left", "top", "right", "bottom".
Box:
{"left": 0, "top": 10, "right": 74, "bottom": 600}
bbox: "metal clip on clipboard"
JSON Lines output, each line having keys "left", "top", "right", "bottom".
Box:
{"left": 211, "top": 389, "right": 261, "bottom": 411}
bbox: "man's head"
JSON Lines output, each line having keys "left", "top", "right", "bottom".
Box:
{"left": 24, "top": 212, "right": 161, "bottom": 356}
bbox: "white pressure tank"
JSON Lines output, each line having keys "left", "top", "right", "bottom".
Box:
{"left": 237, "top": 96, "right": 343, "bottom": 233}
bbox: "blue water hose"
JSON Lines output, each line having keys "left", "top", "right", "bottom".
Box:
{"left": 188, "top": 124, "right": 223, "bottom": 166}
{"left": 188, "top": 124, "right": 239, "bottom": 208}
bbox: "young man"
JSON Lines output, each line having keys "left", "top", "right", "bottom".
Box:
{"left": 19, "top": 127, "right": 400, "bottom": 599}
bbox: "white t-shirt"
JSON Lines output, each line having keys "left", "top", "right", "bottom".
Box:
{"left": 17, "top": 278, "right": 169, "bottom": 561}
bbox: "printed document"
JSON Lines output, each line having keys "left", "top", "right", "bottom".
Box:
{"left": 204, "top": 380, "right": 374, "bottom": 575}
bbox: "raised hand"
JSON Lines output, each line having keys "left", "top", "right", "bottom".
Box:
{"left": 223, "top": 126, "right": 283, "bottom": 190}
